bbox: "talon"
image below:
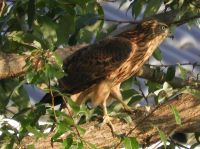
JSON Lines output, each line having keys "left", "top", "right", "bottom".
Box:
{"left": 97, "top": 114, "right": 115, "bottom": 136}
{"left": 97, "top": 100, "right": 116, "bottom": 136}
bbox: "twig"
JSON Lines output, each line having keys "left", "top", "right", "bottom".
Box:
{"left": 137, "top": 78, "right": 149, "bottom": 105}
{"left": 114, "top": 102, "right": 163, "bottom": 149}
{"left": 48, "top": 78, "right": 57, "bottom": 122}
{"left": 103, "top": 18, "right": 140, "bottom": 24}
{"left": 62, "top": 96, "right": 83, "bottom": 144}
{"left": 145, "top": 63, "right": 200, "bottom": 68}
{"left": 172, "top": 14, "right": 200, "bottom": 26}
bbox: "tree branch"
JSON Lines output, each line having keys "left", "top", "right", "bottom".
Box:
{"left": 0, "top": 52, "right": 28, "bottom": 79}
{"left": 21, "top": 93, "right": 200, "bottom": 148}
{"left": 0, "top": 46, "right": 199, "bottom": 89}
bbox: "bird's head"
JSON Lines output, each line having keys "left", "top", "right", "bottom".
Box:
{"left": 138, "top": 20, "right": 170, "bottom": 39}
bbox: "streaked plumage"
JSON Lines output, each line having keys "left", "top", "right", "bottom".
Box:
{"left": 58, "top": 20, "right": 169, "bottom": 105}
{"left": 42, "top": 20, "right": 170, "bottom": 128}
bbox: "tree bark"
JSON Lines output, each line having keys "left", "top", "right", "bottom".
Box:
{"left": 21, "top": 93, "right": 200, "bottom": 148}
{"left": 0, "top": 47, "right": 198, "bottom": 89}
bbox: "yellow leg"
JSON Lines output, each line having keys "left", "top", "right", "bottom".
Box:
{"left": 91, "top": 80, "right": 115, "bottom": 132}
{"left": 100, "top": 99, "right": 115, "bottom": 133}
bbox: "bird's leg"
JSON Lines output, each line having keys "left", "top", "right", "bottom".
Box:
{"left": 71, "top": 89, "right": 90, "bottom": 105}
{"left": 110, "top": 84, "right": 133, "bottom": 113}
{"left": 91, "top": 80, "right": 115, "bottom": 133}
{"left": 100, "top": 99, "right": 115, "bottom": 133}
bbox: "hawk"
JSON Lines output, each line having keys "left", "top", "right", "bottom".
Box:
{"left": 42, "top": 20, "right": 170, "bottom": 129}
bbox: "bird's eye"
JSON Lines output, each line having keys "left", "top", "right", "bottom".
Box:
{"left": 161, "top": 25, "right": 166, "bottom": 30}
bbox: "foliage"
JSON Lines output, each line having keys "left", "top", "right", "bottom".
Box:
{"left": 0, "top": 0, "right": 200, "bottom": 148}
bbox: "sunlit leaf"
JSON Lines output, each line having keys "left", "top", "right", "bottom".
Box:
{"left": 178, "top": 64, "right": 188, "bottom": 80}
{"left": 66, "top": 96, "right": 80, "bottom": 113}
{"left": 144, "top": 0, "right": 163, "bottom": 17}
{"left": 123, "top": 137, "right": 139, "bottom": 149}
{"left": 62, "top": 135, "right": 73, "bottom": 149}
{"left": 27, "top": 144, "right": 36, "bottom": 149}
{"left": 153, "top": 48, "right": 163, "bottom": 61}
{"left": 77, "top": 142, "right": 84, "bottom": 149}
{"left": 132, "top": 0, "right": 144, "bottom": 18}
{"left": 171, "top": 106, "right": 181, "bottom": 125}
{"left": 157, "top": 128, "right": 167, "bottom": 148}
{"left": 26, "top": 126, "right": 44, "bottom": 138}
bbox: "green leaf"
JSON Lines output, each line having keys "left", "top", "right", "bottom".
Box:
{"left": 157, "top": 128, "right": 167, "bottom": 148}
{"left": 26, "top": 126, "right": 44, "bottom": 138}
{"left": 52, "top": 120, "right": 71, "bottom": 142}
{"left": 26, "top": 72, "right": 41, "bottom": 84}
{"left": 45, "top": 63, "right": 64, "bottom": 80}
{"left": 76, "top": 125, "right": 86, "bottom": 135}
{"left": 37, "top": 16, "right": 58, "bottom": 49}
{"left": 122, "top": 89, "right": 138, "bottom": 99}
{"left": 8, "top": 31, "right": 36, "bottom": 46}
{"left": 77, "top": 142, "right": 84, "bottom": 149}
{"left": 69, "top": 13, "right": 99, "bottom": 45}
{"left": 54, "top": 53, "right": 63, "bottom": 66}
{"left": 166, "top": 66, "right": 176, "bottom": 81}
{"left": 63, "top": 116, "right": 74, "bottom": 126}
{"left": 28, "top": 0, "right": 35, "bottom": 29}
{"left": 123, "top": 137, "right": 139, "bottom": 149}
{"left": 171, "top": 106, "right": 181, "bottom": 125}
{"left": 178, "top": 64, "right": 188, "bottom": 80}
{"left": 121, "top": 78, "right": 133, "bottom": 91}
{"left": 144, "top": 0, "right": 162, "bottom": 17}
{"left": 62, "top": 135, "right": 73, "bottom": 149}
{"left": 68, "top": 30, "right": 79, "bottom": 45}
{"left": 76, "top": 13, "right": 99, "bottom": 30}
{"left": 116, "top": 112, "right": 133, "bottom": 123}
{"left": 66, "top": 97, "right": 80, "bottom": 113}
{"left": 147, "top": 81, "right": 162, "bottom": 93}
{"left": 153, "top": 48, "right": 163, "bottom": 61}
{"left": 56, "top": 15, "right": 75, "bottom": 45}
{"left": 179, "top": 0, "right": 185, "bottom": 7}
{"left": 27, "top": 144, "right": 36, "bottom": 149}
{"left": 84, "top": 141, "right": 97, "bottom": 149}
{"left": 132, "top": 0, "right": 144, "bottom": 18}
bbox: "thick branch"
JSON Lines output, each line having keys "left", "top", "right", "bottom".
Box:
{"left": 22, "top": 94, "right": 200, "bottom": 148}
{"left": 0, "top": 52, "right": 28, "bottom": 79}
{"left": 0, "top": 45, "right": 86, "bottom": 79}
{"left": 136, "top": 65, "right": 197, "bottom": 88}
{"left": 0, "top": 8, "right": 199, "bottom": 79}
{"left": 0, "top": 47, "right": 198, "bottom": 89}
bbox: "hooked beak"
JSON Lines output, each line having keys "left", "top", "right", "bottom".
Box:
{"left": 169, "top": 35, "right": 174, "bottom": 39}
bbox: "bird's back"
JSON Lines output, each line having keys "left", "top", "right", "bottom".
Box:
{"left": 59, "top": 37, "right": 133, "bottom": 94}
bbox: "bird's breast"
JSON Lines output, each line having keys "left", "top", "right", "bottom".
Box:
{"left": 108, "top": 37, "right": 163, "bottom": 86}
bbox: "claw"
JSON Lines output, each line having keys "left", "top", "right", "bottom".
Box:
{"left": 98, "top": 114, "right": 115, "bottom": 134}
{"left": 96, "top": 100, "right": 116, "bottom": 136}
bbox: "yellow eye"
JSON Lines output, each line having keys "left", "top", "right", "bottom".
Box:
{"left": 161, "top": 25, "right": 167, "bottom": 30}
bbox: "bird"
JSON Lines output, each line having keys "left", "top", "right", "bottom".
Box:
{"left": 41, "top": 20, "right": 170, "bottom": 130}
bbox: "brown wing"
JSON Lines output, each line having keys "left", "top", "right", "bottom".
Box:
{"left": 59, "top": 37, "right": 133, "bottom": 94}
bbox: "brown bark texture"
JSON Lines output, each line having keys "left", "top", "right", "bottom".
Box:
{"left": 21, "top": 93, "right": 200, "bottom": 148}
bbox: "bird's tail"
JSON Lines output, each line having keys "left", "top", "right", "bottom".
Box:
{"left": 39, "top": 93, "right": 64, "bottom": 106}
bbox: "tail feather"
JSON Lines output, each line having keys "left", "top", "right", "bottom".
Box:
{"left": 39, "top": 93, "right": 64, "bottom": 106}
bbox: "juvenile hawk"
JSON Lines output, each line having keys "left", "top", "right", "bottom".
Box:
{"left": 42, "top": 20, "right": 170, "bottom": 128}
